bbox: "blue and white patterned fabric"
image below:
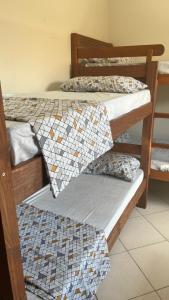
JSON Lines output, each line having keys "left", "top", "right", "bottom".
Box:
{"left": 17, "top": 203, "right": 110, "bottom": 300}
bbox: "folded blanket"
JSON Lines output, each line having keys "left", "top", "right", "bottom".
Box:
{"left": 17, "top": 203, "right": 110, "bottom": 300}
{"left": 4, "top": 96, "right": 113, "bottom": 197}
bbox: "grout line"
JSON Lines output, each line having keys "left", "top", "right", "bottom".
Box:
{"left": 128, "top": 290, "right": 161, "bottom": 299}
{"left": 156, "top": 284, "right": 169, "bottom": 299}
{"left": 117, "top": 197, "right": 169, "bottom": 299}
{"left": 109, "top": 249, "right": 126, "bottom": 257}
{"left": 141, "top": 213, "right": 169, "bottom": 241}
{"left": 119, "top": 238, "right": 157, "bottom": 293}
{"left": 119, "top": 240, "right": 167, "bottom": 252}
{"left": 156, "top": 284, "right": 169, "bottom": 292}
{"left": 138, "top": 207, "right": 169, "bottom": 217}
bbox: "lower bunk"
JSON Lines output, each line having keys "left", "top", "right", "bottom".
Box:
{"left": 151, "top": 148, "right": 169, "bottom": 181}
{"left": 0, "top": 34, "right": 160, "bottom": 299}
{"left": 23, "top": 168, "right": 145, "bottom": 299}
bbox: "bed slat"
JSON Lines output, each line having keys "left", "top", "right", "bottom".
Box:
{"left": 72, "top": 63, "right": 147, "bottom": 78}
{"left": 78, "top": 44, "right": 164, "bottom": 59}
{"left": 110, "top": 103, "right": 152, "bottom": 139}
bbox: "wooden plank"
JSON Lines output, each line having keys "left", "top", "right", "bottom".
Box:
{"left": 154, "top": 112, "right": 169, "bottom": 119}
{"left": 158, "top": 74, "right": 169, "bottom": 85}
{"left": 112, "top": 143, "right": 141, "bottom": 155}
{"left": 150, "top": 169, "right": 169, "bottom": 182}
{"left": 78, "top": 44, "right": 164, "bottom": 59}
{"left": 72, "top": 63, "right": 146, "bottom": 78}
{"left": 107, "top": 179, "right": 146, "bottom": 251}
{"left": 12, "top": 156, "right": 49, "bottom": 204}
{"left": 152, "top": 143, "right": 169, "bottom": 149}
{"left": 0, "top": 85, "right": 27, "bottom": 299}
{"left": 110, "top": 103, "right": 152, "bottom": 139}
{"left": 71, "top": 33, "right": 113, "bottom": 72}
{"left": 138, "top": 61, "right": 158, "bottom": 208}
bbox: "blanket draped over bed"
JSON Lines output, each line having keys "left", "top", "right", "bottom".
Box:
{"left": 4, "top": 96, "right": 113, "bottom": 197}
{"left": 17, "top": 203, "right": 110, "bottom": 300}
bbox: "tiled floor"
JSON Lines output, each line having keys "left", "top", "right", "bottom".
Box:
{"left": 97, "top": 180, "right": 169, "bottom": 300}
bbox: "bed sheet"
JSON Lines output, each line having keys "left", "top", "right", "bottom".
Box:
{"left": 26, "top": 169, "right": 144, "bottom": 239}
{"left": 5, "top": 90, "right": 150, "bottom": 166}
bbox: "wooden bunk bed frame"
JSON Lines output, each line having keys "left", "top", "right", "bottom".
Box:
{"left": 0, "top": 33, "right": 164, "bottom": 299}
{"left": 150, "top": 74, "right": 169, "bottom": 182}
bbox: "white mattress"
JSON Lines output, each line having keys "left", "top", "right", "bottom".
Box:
{"left": 151, "top": 148, "right": 169, "bottom": 171}
{"left": 26, "top": 170, "right": 143, "bottom": 300}
{"left": 5, "top": 90, "right": 150, "bottom": 166}
{"left": 158, "top": 61, "right": 169, "bottom": 74}
{"left": 26, "top": 169, "right": 144, "bottom": 239}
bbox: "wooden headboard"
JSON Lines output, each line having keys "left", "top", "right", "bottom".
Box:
{"left": 71, "top": 33, "right": 113, "bottom": 65}
{"left": 71, "top": 33, "right": 165, "bottom": 79}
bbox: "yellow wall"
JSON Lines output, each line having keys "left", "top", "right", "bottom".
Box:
{"left": 0, "top": 0, "right": 110, "bottom": 93}
{"left": 109, "top": 0, "right": 169, "bottom": 59}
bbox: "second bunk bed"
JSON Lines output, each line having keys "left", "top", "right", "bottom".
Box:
{"left": 0, "top": 33, "right": 164, "bottom": 299}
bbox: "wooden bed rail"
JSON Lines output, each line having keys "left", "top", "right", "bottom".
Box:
{"left": 154, "top": 112, "right": 169, "bottom": 118}
{"left": 72, "top": 63, "right": 148, "bottom": 79}
{"left": 77, "top": 44, "right": 164, "bottom": 59}
{"left": 0, "top": 85, "right": 27, "bottom": 299}
{"left": 71, "top": 33, "right": 113, "bottom": 65}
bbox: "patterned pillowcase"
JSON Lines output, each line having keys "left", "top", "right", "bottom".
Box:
{"left": 83, "top": 150, "right": 140, "bottom": 182}
{"left": 114, "top": 132, "right": 131, "bottom": 144}
{"left": 79, "top": 57, "right": 119, "bottom": 66}
{"left": 79, "top": 57, "right": 135, "bottom": 67}
{"left": 61, "top": 76, "right": 147, "bottom": 93}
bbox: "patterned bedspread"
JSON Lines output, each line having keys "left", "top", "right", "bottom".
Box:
{"left": 17, "top": 203, "right": 110, "bottom": 300}
{"left": 4, "top": 96, "right": 113, "bottom": 197}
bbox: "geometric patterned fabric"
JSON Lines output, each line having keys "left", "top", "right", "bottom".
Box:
{"left": 4, "top": 96, "right": 113, "bottom": 197}
{"left": 17, "top": 203, "right": 110, "bottom": 300}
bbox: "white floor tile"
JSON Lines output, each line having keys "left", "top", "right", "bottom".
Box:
{"left": 146, "top": 211, "right": 169, "bottom": 240}
{"left": 97, "top": 252, "right": 153, "bottom": 300}
{"left": 157, "top": 286, "right": 169, "bottom": 299}
{"left": 130, "top": 241, "right": 169, "bottom": 290}
{"left": 109, "top": 239, "right": 126, "bottom": 255}
{"left": 137, "top": 193, "right": 169, "bottom": 216}
{"left": 119, "top": 216, "right": 164, "bottom": 250}
{"left": 130, "top": 292, "right": 160, "bottom": 299}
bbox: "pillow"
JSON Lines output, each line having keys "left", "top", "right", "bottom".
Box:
{"left": 114, "top": 132, "right": 131, "bottom": 144}
{"left": 79, "top": 57, "right": 136, "bottom": 67}
{"left": 83, "top": 150, "right": 140, "bottom": 182}
{"left": 79, "top": 57, "right": 119, "bottom": 66}
{"left": 61, "top": 76, "right": 147, "bottom": 93}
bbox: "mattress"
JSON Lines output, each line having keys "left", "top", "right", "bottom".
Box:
{"left": 25, "top": 170, "right": 143, "bottom": 300}
{"left": 158, "top": 61, "right": 169, "bottom": 74}
{"left": 83, "top": 58, "right": 169, "bottom": 75}
{"left": 26, "top": 169, "right": 144, "bottom": 239}
{"left": 151, "top": 148, "right": 169, "bottom": 171}
{"left": 5, "top": 90, "right": 150, "bottom": 166}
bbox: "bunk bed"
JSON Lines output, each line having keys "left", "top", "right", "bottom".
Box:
{"left": 150, "top": 69, "right": 169, "bottom": 182}
{"left": 0, "top": 33, "right": 164, "bottom": 299}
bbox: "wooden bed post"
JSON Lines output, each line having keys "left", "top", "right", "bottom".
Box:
{"left": 138, "top": 61, "right": 158, "bottom": 208}
{"left": 0, "top": 84, "right": 27, "bottom": 299}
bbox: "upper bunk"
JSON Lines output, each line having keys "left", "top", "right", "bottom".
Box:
{"left": 1, "top": 33, "right": 165, "bottom": 204}
{"left": 70, "top": 33, "right": 164, "bottom": 137}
